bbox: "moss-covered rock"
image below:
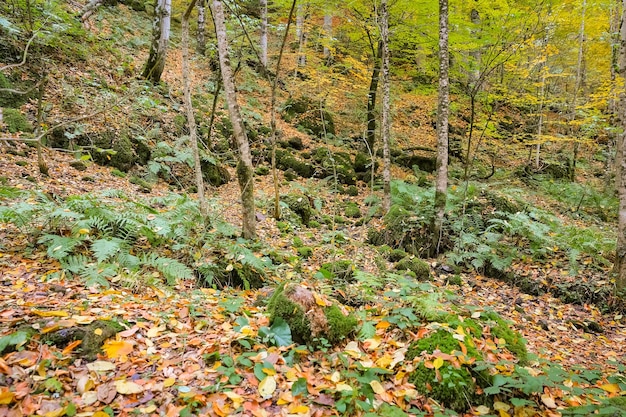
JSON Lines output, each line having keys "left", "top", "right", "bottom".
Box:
{"left": 275, "top": 149, "right": 314, "bottom": 178}
{"left": 344, "top": 202, "right": 361, "bottom": 218}
{"left": 395, "top": 257, "right": 431, "bottom": 281}
{"left": 281, "top": 97, "right": 335, "bottom": 137}
{"left": 2, "top": 108, "right": 32, "bottom": 133}
{"left": 388, "top": 249, "right": 408, "bottom": 262}
{"left": 266, "top": 284, "right": 357, "bottom": 346}
{"left": 201, "top": 159, "right": 231, "bottom": 186}
{"left": 480, "top": 311, "right": 528, "bottom": 364}
{"left": 282, "top": 194, "right": 313, "bottom": 226}
{"left": 340, "top": 185, "right": 359, "bottom": 196}
{"left": 367, "top": 205, "right": 432, "bottom": 257}
{"left": 406, "top": 328, "right": 485, "bottom": 413}
{"left": 43, "top": 320, "right": 123, "bottom": 360}
{"left": 320, "top": 260, "right": 354, "bottom": 282}
{"left": 312, "top": 148, "right": 357, "bottom": 185}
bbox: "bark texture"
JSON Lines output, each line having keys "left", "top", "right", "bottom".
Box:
{"left": 211, "top": 0, "right": 257, "bottom": 239}
{"left": 182, "top": 0, "right": 208, "bottom": 217}
{"left": 615, "top": 0, "right": 626, "bottom": 290}
{"left": 380, "top": 0, "right": 391, "bottom": 213}
{"left": 142, "top": 0, "right": 171, "bottom": 83}
{"left": 431, "top": 0, "right": 450, "bottom": 256}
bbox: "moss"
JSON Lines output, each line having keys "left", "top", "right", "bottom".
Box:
{"left": 297, "top": 246, "right": 313, "bottom": 258}
{"left": 110, "top": 135, "right": 135, "bottom": 171}
{"left": 255, "top": 165, "right": 270, "bottom": 175}
{"left": 341, "top": 185, "right": 359, "bottom": 196}
{"left": 111, "top": 169, "right": 126, "bottom": 177}
{"left": 481, "top": 311, "right": 528, "bottom": 364}
{"left": 129, "top": 175, "right": 153, "bottom": 192}
{"left": 275, "top": 149, "right": 314, "bottom": 178}
{"left": 395, "top": 257, "right": 431, "bottom": 281}
{"left": 282, "top": 194, "right": 313, "bottom": 226}
{"left": 15, "top": 160, "right": 28, "bottom": 167}
{"left": 312, "top": 148, "right": 356, "bottom": 185}
{"left": 388, "top": 249, "right": 408, "bottom": 262}
{"left": 321, "top": 260, "right": 354, "bottom": 281}
{"left": 2, "top": 108, "right": 33, "bottom": 133}
{"left": 281, "top": 97, "right": 335, "bottom": 137}
{"left": 69, "top": 161, "right": 87, "bottom": 171}
{"left": 446, "top": 274, "right": 463, "bottom": 286}
{"left": 344, "top": 202, "right": 361, "bottom": 218}
{"left": 201, "top": 159, "right": 231, "bottom": 186}
{"left": 308, "top": 220, "right": 321, "bottom": 228}
{"left": 407, "top": 329, "right": 486, "bottom": 413}
{"left": 43, "top": 320, "right": 123, "bottom": 360}
{"left": 267, "top": 284, "right": 357, "bottom": 346}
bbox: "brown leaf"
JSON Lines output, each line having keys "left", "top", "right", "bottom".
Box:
{"left": 97, "top": 382, "right": 117, "bottom": 404}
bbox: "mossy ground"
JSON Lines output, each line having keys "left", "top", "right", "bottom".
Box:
{"left": 395, "top": 256, "right": 431, "bottom": 281}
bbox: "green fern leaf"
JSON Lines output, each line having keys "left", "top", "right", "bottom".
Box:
{"left": 91, "top": 238, "right": 125, "bottom": 262}
{"left": 39, "top": 234, "right": 82, "bottom": 260}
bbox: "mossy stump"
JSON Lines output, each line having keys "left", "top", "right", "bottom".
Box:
{"left": 266, "top": 284, "right": 357, "bottom": 346}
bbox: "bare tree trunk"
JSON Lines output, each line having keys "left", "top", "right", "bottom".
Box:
{"left": 366, "top": 40, "right": 383, "bottom": 153}
{"left": 535, "top": 29, "right": 551, "bottom": 169}
{"left": 211, "top": 0, "right": 256, "bottom": 239}
{"left": 615, "top": 0, "right": 626, "bottom": 290}
{"left": 79, "top": 0, "right": 103, "bottom": 23}
{"left": 607, "top": 0, "right": 621, "bottom": 189}
{"left": 261, "top": 0, "right": 268, "bottom": 67}
{"left": 270, "top": 0, "right": 298, "bottom": 219}
{"left": 617, "top": 0, "right": 626, "bottom": 192}
{"left": 197, "top": 0, "right": 207, "bottom": 55}
{"left": 182, "top": 0, "right": 208, "bottom": 217}
{"left": 380, "top": 0, "right": 391, "bottom": 213}
{"left": 569, "top": 0, "right": 586, "bottom": 181}
{"left": 296, "top": 3, "right": 308, "bottom": 68}
{"left": 469, "top": 8, "right": 480, "bottom": 88}
{"left": 142, "top": 0, "right": 171, "bottom": 83}
{"left": 323, "top": 13, "right": 332, "bottom": 62}
{"left": 431, "top": 0, "right": 449, "bottom": 256}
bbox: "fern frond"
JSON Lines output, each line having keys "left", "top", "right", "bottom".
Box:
{"left": 142, "top": 253, "right": 193, "bottom": 284}
{"left": 91, "top": 238, "right": 125, "bottom": 262}
{"left": 39, "top": 234, "right": 83, "bottom": 260}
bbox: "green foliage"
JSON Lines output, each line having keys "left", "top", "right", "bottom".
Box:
{"left": 2, "top": 108, "right": 32, "bottom": 133}
{"left": 481, "top": 311, "right": 528, "bottom": 364}
{"left": 257, "top": 317, "right": 293, "bottom": 347}
{"left": 395, "top": 257, "right": 431, "bottom": 281}
{"left": 0, "top": 328, "right": 35, "bottom": 354}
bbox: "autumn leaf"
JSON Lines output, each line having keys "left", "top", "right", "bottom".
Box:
{"left": 115, "top": 379, "right": 144, "bottom": 395}
{"left": 599, "top": 383, "right": 621, "bottom": 393}
{"left": 102, "top": 340, "right": 134, "bottom": 358}
{"left": 258, "top": 375, "right": 276, "bottom": 399}
{"left": 87, "top": 361, "right": 116, "bottom": 372}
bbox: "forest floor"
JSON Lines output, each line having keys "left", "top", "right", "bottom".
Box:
{"left": 0, "top": 146, "right": 625, "bottom": 417}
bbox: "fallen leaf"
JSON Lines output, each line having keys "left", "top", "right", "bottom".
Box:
{"left": 87, "top": 361, "right": 116, "bottom": 372}
{"left": 258, "top": 375, "right": 276, "bottom": 399}
{"left": 31, "top": 310, "right": 68, "bottom": 317}
{"left": 433, "top": 357, "right": 444, "bottom": 369}
{"left": 103, "top": 340, "right": 133, "bottom": 359}
{"left": 541, "top": 393, "right": 557, "bottom": 408}
{"left": 369, "top": 380, "right": 385, "bottom": 395}
{"left": 335, "top": 383, "right": 353, "bottom": 392}
{"left": 474, "top": 405, "right": 491, "bottom": 415}
{"left": 599, "top": 383, "right": 621, "bottom": 393}
{"left": 115, "top": 379, "right": 144, "bottom": 395}
{"left": 0, "top": 389, "right": 15, "bottom": 405}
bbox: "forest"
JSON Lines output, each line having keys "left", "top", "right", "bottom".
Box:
{"left": 1, "top": 0, "right": 626, "bottom": 415}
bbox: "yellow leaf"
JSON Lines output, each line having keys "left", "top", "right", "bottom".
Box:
{"left": 262, "top": 367, "right": 277, "bottom": 376}
{"left": 541, "top": 393, "right": 557, "bottom": 409}
{"left": 258, "top": 375, "right": 277, "bottom": 399}
{"left": 474, "top": 405, "right": 491, "bottom": 415}
{"left": 369, "top": 380, "right": 385, "bottom": 395}
{"left": 224, "top": 391, "right": 244, "bottom": 408}
{"left": 147, "top": 325, "right": 165, "bottom": 338}
{"left": 287, "top": 404, "right": 310, "bottom": 414}
{"left": 363, "top": 337, "right": 381, "bottom": 350}
{"left": 73, "top": 315, "right": 96, "bottom": 324}
{"left": 456, "top": 326, "right": 466, "bottom": 336}
{"left": 44, "top": 406, "right": 66, "bottom": 417}
{"left": 94, "top": 328, "right": 103, "bottom": 336}
{"left": 93, "top": 412, "right": 110, "bottom": 417}
{"left": 433, "top": 357, "right": 444, "bottom": 370}
{"left": 376, "top": 321, "right": 391, "bottom": 330}
{"left": 335, "top": 383, "right": 353, "bottom": 392}
{"left": 115, "top": 380, "right": 144, "bottom": 395}
{"left": 86, "top": 361, "right": 116, "bottom": 372}
{"left": 31, "top": 309, "right": 68, "bottom": 317}
{"left": 0, "top": 390, "right": 15, "bottom": 405}
{"left": 163, "top": 377, "right": 176, "bottom": 388}
{"left": 140, "top": 404, "right": 157, "bottom": 414}
{"left": 600, "top": 383, "right": 621, "bottom": 393}
{"left": 313, "top": 293, "right": 328, "bottom": 306}
{"left": 103, "top": 340, "right": 133, "bottom": 359}
{"left": 78, "top": 228, "right": 90, "bottom": 235}
{"left": 494, "top": 401, "right": 510, "bottom": 411}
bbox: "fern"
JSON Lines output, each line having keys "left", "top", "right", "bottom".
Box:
{"left": 91, "top": 238, "right": 125, "bottom": 262}
{"left": 142, "top": 253, "right": 194, "bottom": 284}
{"left": 39, "top": 234, "right": 84, "bottom": 260}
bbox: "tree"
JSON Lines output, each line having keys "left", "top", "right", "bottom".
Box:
{"left": 211, "top": 0, "right": 257, "bottom": 239}
{"left": 197, "top": 0, "right": 207, "bottom": 55}
{"left": 431, "top": 0, "right": 449, "bottom": 256}
{"left": 615, "top": 0, "right": 626, "bottom": 290}
{"left": 380, "top": 0, "right": 391, "bottom": 213}
{"left": 261, "top": 0, "right": 268, "bottom": 67}
{"left": 142, "top": 0, "right": 171, "bottom": 83}
{"left": 182, "top": 0, "right": 208, "bottom": 217}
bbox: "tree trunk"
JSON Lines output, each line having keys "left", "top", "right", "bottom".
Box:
{"left": 196, "top": 0, "right": 206, "bottom": 55}
{"left": 261, "top": 0, "right": 268, "bottom": 67}
{"left": 323, "top": 13, "right": 332, "bottom": 62}
{"left": 296, "top": 3, "right": 307, "bottom": 68}
{"left": 431, "top": 0, "right": 449, "bottom": 256}
{"left": 615, "top": 0, "right": 626, "bottom": 290}
{"left": 569, "top": 0, "right": 587, "bottom": 182}
{"left": 617, "top": 0, "right": 626, "bottom": 192}
{"left": 381, "top": 0, "right": 391, "bottom": 213}
{"left": 182, "top": 0, "right": 208, "bottom": 217}
{"left": 366, "top": 40, "right": 383, "bottom": 153}
{"left": 142, "top": 0, "right": 171, "bottom": 83}
{"left": 606, "top": 0, "right": 621, "bottom": 190}
{"left": 211, "top": 0, "right": 257, "bottom": 239}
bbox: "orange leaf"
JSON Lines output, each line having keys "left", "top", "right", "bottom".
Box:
{"left": 31, "top": 310, "right": 69, "bottom": 318}
{"left": 0, "top": 389, "right": 15, "bottom": 405}
{"left": 103, "top": 340, "right": 133, "bottom": 359}
{"left": 62, "top": 340, "right": 82, "bottom": 355}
